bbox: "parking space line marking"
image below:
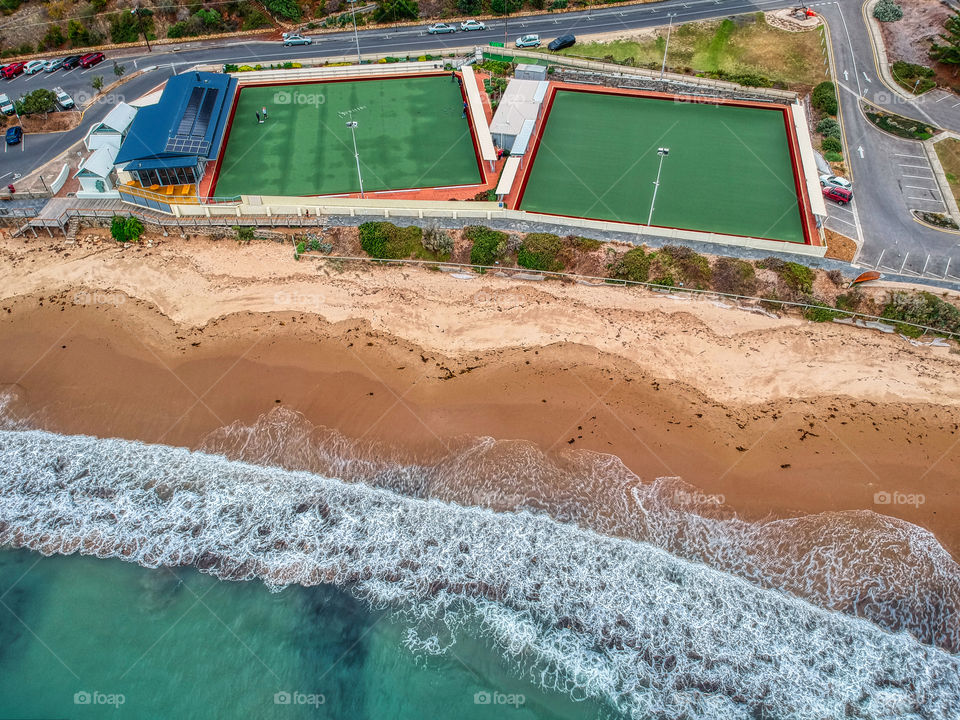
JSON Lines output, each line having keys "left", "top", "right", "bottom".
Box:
{"left": 900, "top": 252, "right": 910, "bottom": 273}
{"left": 875, "top": 248, "right": 886, "bottom": 269}
{"left": 903, "top": 174, "right": 933, "bottom": 178}
{"left": 945, "top": 258, "right": 952, "bottom": 279}
{"left": 827, "top": 215, "right": 857, "bottom": 228}
{"left": 922, "top": 255, "right": 931, "bottom": 275}
{"left": 908, "top": 195, "right": 942, "bottom": 201}
{"left": 904, "top": 184, "right": 938, "bottom": 190}
{"left": 899, "top": 164, "right": 930, "bottom": 169}
{"left": 893, "top": 153, "right": 925, "bottom": 158}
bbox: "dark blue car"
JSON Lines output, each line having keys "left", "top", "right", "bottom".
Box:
{"left": 5, "top": 125, "right": 22, "bottom": 145}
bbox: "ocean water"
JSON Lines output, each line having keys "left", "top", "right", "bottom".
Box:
{"left": 0, "top": 402, "right": 959, "bottom": 718}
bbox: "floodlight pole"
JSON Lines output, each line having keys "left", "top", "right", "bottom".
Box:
{"left": 659, "top": 14, "right": 673, "bottom": 81}
{"left": 347, "top": 120, "right": 364, "bottom": 198}
{"left": 348, "top": 0, "right": 361, "bottom": 63}
{"left": 647, "top": 147, "right": 669, "bottom": 227}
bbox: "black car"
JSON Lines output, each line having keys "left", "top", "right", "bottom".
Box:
{"left": 61, "top": 55, "right": 83, "bottom": 70}
{"left": 548, "top": 34, "right": 576, "bottom": 51}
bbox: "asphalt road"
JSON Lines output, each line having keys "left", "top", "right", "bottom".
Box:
{"left": 4, "top": 0, "right": 960, "bottom": 282}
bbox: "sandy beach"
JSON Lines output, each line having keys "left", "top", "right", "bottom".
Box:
{"left": 1, "top": 232, "right": 959, "bottom": 556}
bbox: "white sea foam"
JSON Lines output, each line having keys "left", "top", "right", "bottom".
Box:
{"left": 201, "top": 408, "right": 960, "bottom": 654}
{"left": 0, "top": 428, "right": 957, "bottom": 719}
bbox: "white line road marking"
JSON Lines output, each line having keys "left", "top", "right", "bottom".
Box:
{"left": 922, "top": 254, "right": 931, "bottom": 275}
{"left": 875, "top": 248, "right": 886, "bottom": 269}
{"left": 857, "top": 145, "right": 864, "bottom": 158}
{"left": 899, "top": 164, "right": 930, "bottom": 169}
{"left": 893, "top": 153, "right": 925, "bottom": 158}
{"left": 903, "top": 174, "right": 933, "bottom": 179}
{"left": 907, "top": 195, "right": 943, "bottom": 201}
{"left": 0, "top": 172, "right": 10, "bottom": 180}
{"left": 900, "top": 252, "right": 910, "bottom": 273}
{"left": 828, "top": 215, "right": 857, "bottom": 228}
{"left": 862, "top": 71, "right": 871, "bottom": 82}
{"left": 945, "top": 258, "right": 952, "bottom": 279}
{"left": 936, "top": 95, "right": 949, "bottom": 103}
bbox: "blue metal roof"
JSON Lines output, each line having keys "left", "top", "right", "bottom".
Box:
{"left": 115, "top": 72, "right": 236, "bottom": 166}
{"left": 122, "top": 156, "right": 202, "bottom": 171}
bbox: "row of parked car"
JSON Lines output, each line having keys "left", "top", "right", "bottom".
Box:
{"left": 0, "top": 52, "right": 105, "bottom": 80}
{"left": 820, "top": 174, "right": 853, "bottom": 205}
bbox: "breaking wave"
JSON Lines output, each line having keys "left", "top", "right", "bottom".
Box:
{"left": 0, "top": 427, "right": 958, "bottom": 719}
{"left": 200, "top": 408, "right": 960, "bottom": 654}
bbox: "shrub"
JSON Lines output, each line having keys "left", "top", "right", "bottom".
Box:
{"left": 110, "top": 215, "right": 144, "bottom": 243}
{"left": 465, "top": 226, "right": 508, "bottom": 266}
{"left": 803, "top": 301, "right": 841, "bottom": 322}
{"left": 816, "top": 117, "right": 841, "bottom": 139}
{"left": 609, "top": 247, "right": 651, "bottom": 282}
{"left": 234, "top": 226, "right": 255, "bottom": 244}
{"left": 422, "top": 222, "right": 453, "bottom": 257}
{"left": 824, "top": 151, "right": 844, "bottom": 163}
{"left": 358, "top": 222, "right": 423, "bottom": 259}
{"left": 517, "top": 233, "right": 564, "bottom": 272}
{"left": 881, "top": 291, "right": 960, "bottom": 336}
{"left": 567, "top": 236, "right": 601, "bottom": 252}
{"left": 241, "top": 8, "right": 271, "bottom": 29}
{"left": 40, "top": 25, "right": 66, "bottom": 49}
{"left": 891, "top": 61, "right": 936, "bottom": 93}
{"left": 110, "top": 10, "right": 149, "bottom": 43}
{"left": 835, "top": 291, "right": 862, "bottom": 312}
{"left": 264, "top": 0, "right": 302, "bottom": 19}
{"left": 758, "top": 257, "right": 815, "bottom": 295}
{"left": 658, "top": 245, "right": 712, "bottom": 288}
{"left": 812, "top": 81, "right": 838, "bottom": 115}
{"left": 711, "top": 257, "right": 757, "bottom": 296}
{"left": 873, "top": 0, "right": 903, "bottom": 22}
{"left": 821, "top": 136, "right": 842, "bottom": 153}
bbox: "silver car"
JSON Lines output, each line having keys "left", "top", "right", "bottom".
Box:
{"left": 44, "top": 58, "right": 64, "bottom": 72}
{"left": 428, "top": 23, "right": 457, "bottom": 34}
{"left": 283, "top": 35, "right": 313, "bottom": 46}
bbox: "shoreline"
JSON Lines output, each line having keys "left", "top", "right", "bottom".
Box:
{"left": 1, "top": 235, "right": 959, "bottom": 557}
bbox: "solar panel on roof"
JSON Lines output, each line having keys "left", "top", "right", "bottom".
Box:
{"left": 195, "top": 89, "right": 218, "bottom": 135}
{"left": 176, "top": 87, "right": 205, "bottom": 137}
{"left": 163, "top": 136, "right": 210, "bottom": 155}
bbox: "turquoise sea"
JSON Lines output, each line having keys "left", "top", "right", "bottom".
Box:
{"left": 0, "top": 549, "right": 602, "bottom": 719}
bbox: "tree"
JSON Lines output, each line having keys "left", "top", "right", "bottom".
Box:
{"left": 373, "top": 0, "right": 419, "bottom": 22}
{"left": 113, "top": 62, "right": 126, "bottom": 78}
{"left": 263, "top": 0, "right": 302, "bottom": 20}
{"left": 91, "top": 76, "right": 104, "bottom": 93}
{"left": 16, "top": 89, "right": 57, "bottom": 118}
{"left": 67, "top": 19, "right": 92, "bottom": 47}
{"left": 931, "top": 13, "right": 960, "bottom": 65}
{"left": 40, "top": 25, "right": 66, "bottom": 49}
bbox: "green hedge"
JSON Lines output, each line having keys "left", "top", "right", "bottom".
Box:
{"left": 881, "top": 291, "right": 960, "bottom": 336}
{"left": 610, "top": 247, "right": 650, "bottom": 282}
{"left": 821, "top": 136, "right": 842, "bottom": 153}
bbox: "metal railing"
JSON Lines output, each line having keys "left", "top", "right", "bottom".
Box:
{"left": 293, "top": 253, "right": 960, "bottom": 339}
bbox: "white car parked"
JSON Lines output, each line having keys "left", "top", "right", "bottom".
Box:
{"left": 0, "top": 94, "right": 13, "bottom": 116}
{"left": 24, "top": 60, "right": 46, "bottom": 75}
{"left": 53, "top": 86, "right": 74, "bottom": 109}
{"left": 515, "top": 34, "right": 541, "bottom": 48}
{"left": 460, "top": 20, "right": 486, "bottom": 31}
{"left": 819, "top": 174, "right": 852, "bottom": 190}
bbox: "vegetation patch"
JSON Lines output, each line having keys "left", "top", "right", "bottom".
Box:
{"left": 872, "top": 0, "right": 903, "bottom": 22}
{"left": 864, "top": 104, "right": 938, "bottom": 140}
{"left": 609, "top": 247, "right": 651, "bottom": 283}
{"left": 557, "top": 14, "right": 827, "bottom": 90}
{"left": 359, "top": 222, "right": 424, "bottom": 260}
{"left": 913, "top": 210, "right": 960, "bottom": 230}
{"left": 811, "top": 81, "right": 838, "bottom": 115}
{"left": 934, "top": 137, "right": 960, "bottom": 205}
{"left": 757, "top": 257, "right": 814, "bottom": 295}
{"left": 711, "top": 257, "right": 757, "bottom": 296}
{"left": 890, "top": 61, "right": 936, "bottom": 94}
{"left": 517, "top": 233, "right": 565, "bottom": 272}
{"left": 465, "top": 226, "right": 509, "bottom": 266}
{"left": 881, "top": 291, "right": 960, "bottom": 337}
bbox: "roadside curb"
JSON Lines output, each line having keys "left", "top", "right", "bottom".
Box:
{"left": 861, "top": 0, "right": 917, "bottom": 102}
{"left": 922, "top": 131, "right": 960, "bottom": 225}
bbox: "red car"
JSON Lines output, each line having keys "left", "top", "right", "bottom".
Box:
{"left": 79, "top": 52, "right": 105, "bottom": 68}
{"left": 1, "top": 62, "right": 24, "bottom": 79}
{"left": 822, "top": 185, "right": 852, "bottom": 205}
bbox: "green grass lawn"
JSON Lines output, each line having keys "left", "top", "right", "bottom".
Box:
{"left": 556, "top": 15, "right": 828, "bottom": 91}
{"left": 214, "top": 76, "right": 481, "bottom": 197}
{"left": 519, "top": 90, "right": 806, "bottom": 243}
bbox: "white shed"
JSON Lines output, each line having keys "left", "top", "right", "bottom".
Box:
{"left": 489, "top": 79, "right": 549, "bottom": 150}
{"left": 74, "top": 146, "right": 120, "bottom": 197}
{"left": 83, "top": 102, "right": 137, "bottom": 153}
